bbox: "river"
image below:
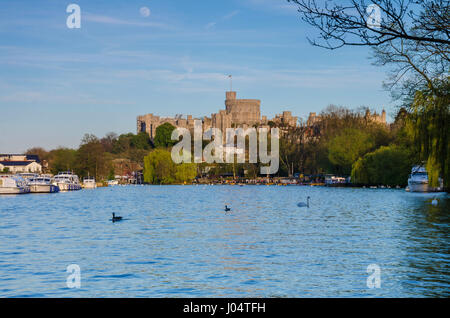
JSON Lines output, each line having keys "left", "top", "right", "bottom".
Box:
{"left": 0, "top": 185, "right": 448, "bottom": 297}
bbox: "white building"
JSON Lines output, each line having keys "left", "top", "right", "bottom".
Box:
{"left": 0, "top": 154, "right": 42, "bottom": 174}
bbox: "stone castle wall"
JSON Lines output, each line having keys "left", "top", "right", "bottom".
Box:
{"left": 306, "top": 109, "right": 387, "bottom": 127}
{"left": 225, "top": 92, "right": 261, "bottom": 126}
{"left": 137, "top": 91, "right": 297, "bottom": 138}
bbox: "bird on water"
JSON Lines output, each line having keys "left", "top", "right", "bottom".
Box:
{"left": 297, "top": 196, "right": 310, "bottom": 208}
{"left": 432, "top": 197, "right": 438, "bottom": 206}
{"left": 111, "top": 212, "right": 123, "bottom": 222}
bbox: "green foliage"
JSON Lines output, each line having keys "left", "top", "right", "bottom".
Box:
{"left": 25, "top": 147, "right": 49, "bottom": 163}
{"left": 144, "top": 149, "right": 197, "bottom": 184}
{"left": 112, "top": 133, "right": 134, "bottom": 154}
{"left": 175, "top": 163, "right": 197, "bottom": 183}
{"left": 131, "top": 132, "right": 152, "bottom": 150}
{"left": 154, "top": 123, "right": 176, "bottom": 148}
{"left": 108, "top": 168, "right": 115, "bottom": 181}
{"left": 144, "top": 149, "right": 176, "bottom": 184}
{"left": 351, "top": 146, "right": 412, "bottom": 186}
{"left": 48, "top": 148, "right": 77, "bottom": 174}
{"left": 408, "top": 87, "right": 449, "bottom": 188}
{"left": 76, "top": 134, "right": 107, "bottom": 180}
{"left": 2, "top": 167, "right": 9, "bottom": 173}
{"left": 328, "top": 128, "right": 375, "bottom": 175}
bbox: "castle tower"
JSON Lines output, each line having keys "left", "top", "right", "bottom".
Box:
{"left": 226, "top": 91, "right": 236, "bottom": 100}
{"left": 225, "top": 91, "right": 261, "bottom": 126}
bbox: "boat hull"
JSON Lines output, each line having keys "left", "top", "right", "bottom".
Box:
{"left": 30, "top": 184, "right": 60, "bottom": 193}
{"left": 408, "top": 181, "right": 442, "bottom": 193}
{"left": 57, "top": 183, "right": 82, "bottom": 192}
{"left": 0, "top": 187, "right": 30, "bottom": 194}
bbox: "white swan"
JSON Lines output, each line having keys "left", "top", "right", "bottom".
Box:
{"left": 297, "top": 196, "right": 310, "bottom": 208}
{"left": 432, "top": 197, "right": 438, "bottom": 206}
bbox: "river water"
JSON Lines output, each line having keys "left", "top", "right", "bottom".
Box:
{"left": 0, "top": 185, "right": 448, "bottom": 297}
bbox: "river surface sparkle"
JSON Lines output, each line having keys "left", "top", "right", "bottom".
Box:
{"left": 0, "top": 185, "right": 448, "bottom": 297}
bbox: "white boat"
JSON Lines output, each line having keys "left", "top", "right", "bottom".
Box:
{"left": 0, "top": 175, "right": 30, "bottom": 194}
{"left": 407, "top": 165, "right": 443, "bottom": 193}
{"left": 53, "top": 171, "right": 82, "bottom": 191}
{"left": 83, "top": 176, "right": 97, "bottom": 189}
{"left": 28, "top": 176, "right": 60, "bottom": 193}
{"left": 18, "top": 173, "right": 38, "bottom": 180}
{"left": 108, "top": 180, "right": 119, "bottom": 186}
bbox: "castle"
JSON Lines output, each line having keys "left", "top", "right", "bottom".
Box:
{"left": 137, "top": 91, "right": 298, "bottom": 138}
{"left": 306, "top": 109, "right": 386, "bottom": 126}
{"left": 137, "top": 90, "right": 387, "bottom": 139}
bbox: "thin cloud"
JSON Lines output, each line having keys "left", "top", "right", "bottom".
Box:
{"left": 245, "top": 0, "right": 298, "bottom": 14}
{"left": 223, "top": 10, "right": 240, "bottom": 20}
{"left": 205, "top": 22, "right": 217, "bottom": 30}
{"left": 84, "top": 13, "right": 173, "bottom": 30}
{"left": 204, "top": 10, "right": 240, "bottom": 29}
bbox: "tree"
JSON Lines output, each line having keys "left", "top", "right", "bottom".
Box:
{"left": 351, "top": 145, "right": 412, "bottom": 186}
{"left": 110, "top": 132, "right": 152, "bottom": 164}
{"left": 154, "top": 123, "right": 176, "bottom": 148}
{"left": 131, "top": 132, "right": 152, "bottom": 150}
{"left": 25, "top": 147, "right": 49, "bottom": 162}
{"left": 288, "top": 1, "right": 449, "bottom": 49}
{"left": 25, "top": 147, "right": 50, "bottom": 172}
{"left": 143, "top": 149, "right": 177, "bottom": 184}
{"left": 144, "top": 148, "right": 198, "bottom": 184}
{"left": 76, "top": 134, "right": 108, "bottom": 180}
{"left": 328, "top": 128, "right": 375, "bottom": 175}
{"left": 175, "top": 163, "right": 197, "bottom": 183}
{"left": 48, "top": 147, "right": 77, "bottom": 174}
{"left": 128, "top": 148, "right": 149, "bottom": 166}
{"left": 279, "top": 122, "right": 308, "bottom": 177}
{"left": 289, "top": 0, "right": 449, "bottom": 189}
{"left": 100, "top": 132, "right": 118, "bottom": 153}
{"left": 407, "top": 86, "right": 449, "bottom": 188}
{"left": 107, "top": 168, "right": 115, "bottom": 181}
{"left": 112, "top": 133, "right": 134, "bottom": 154}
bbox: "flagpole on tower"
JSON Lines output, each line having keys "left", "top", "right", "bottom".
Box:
{"left": 228, "top": 75, "right": 232, "bottom": 91}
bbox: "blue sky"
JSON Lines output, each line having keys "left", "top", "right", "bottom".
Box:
{"left": 0, "top": 0, "right": 393, "bottom": 153}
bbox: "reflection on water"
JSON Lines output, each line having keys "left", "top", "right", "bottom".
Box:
{"left": 0, "top": 186, "right": 448, "bottom": 297}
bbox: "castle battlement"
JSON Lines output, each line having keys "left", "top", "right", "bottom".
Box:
{"left": 137, "top": 90, "right": 297, "bottom": 138}
{"left": 306, "top": 109, "right": 387, "bottom": 127}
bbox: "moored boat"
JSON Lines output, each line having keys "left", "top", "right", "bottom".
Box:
{"left": 17, "top": 173, "right": 38, "bottom": 180}
{"left": 83, "top": 176, "right": 97, "bottom": 189}
{"left": 0, "top": 175, "right": 30, "bottom": 194}
{"left": 108, "top": 179, "right": 119, "bottom": 186}
{"left": 53, "top": 171, "right": 82, "bottom": 191}
{"left": 28, "top": 176, "right": 60, "bottom": 193}
{"left": 407, "top": 165, "right": 443, "bottom": 193}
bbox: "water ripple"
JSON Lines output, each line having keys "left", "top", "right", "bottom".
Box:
{"left": 0, "top": 186, "right": 448, "bottom": 297}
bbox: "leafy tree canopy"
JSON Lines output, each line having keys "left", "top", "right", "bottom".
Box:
{"left": 328, "top": 128, "right": 375, "bottom": 175}
{"left": 351, "top": 145, "right": 412, "bottom": 186}
{"left": 154, "top": 123, "right": 176, "bottom": 148}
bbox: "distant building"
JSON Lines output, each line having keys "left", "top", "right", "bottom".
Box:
{"left": 137, "top": 90, "right": 298, "bottom": 139}
{"left": 306, "top": 112, "right": 322, "bottom": 126}
{"left": 306, "top": 109, "right": 387, "bottom": 127}
{"left": 0, "top": 154, "right": 42, "bottom": 174}
{"left": 364, "top": 109, "right": 387, "bottom": 125}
